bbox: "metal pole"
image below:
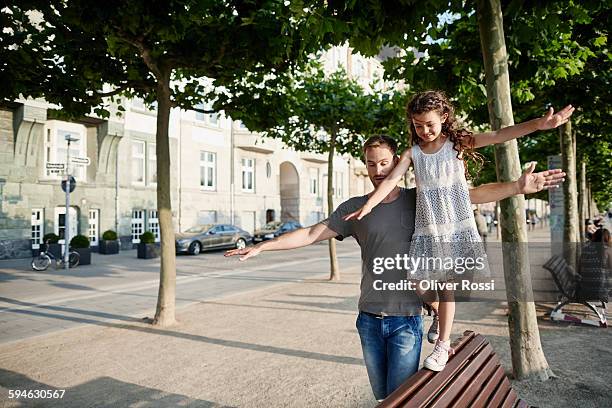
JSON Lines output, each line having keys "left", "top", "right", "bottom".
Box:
{"left": 65, "top": 138, "right": 71, "bottom": 272}
{"left": 230, "top": 122, "right": 235, "bottom": 225}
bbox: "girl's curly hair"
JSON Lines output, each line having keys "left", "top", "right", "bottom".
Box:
{"left": 406, "top": 90, "right": 484, "bottom": 178}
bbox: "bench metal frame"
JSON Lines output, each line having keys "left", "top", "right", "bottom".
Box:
{"left": 544, "top": 255, "right": 608, "bottom": 328}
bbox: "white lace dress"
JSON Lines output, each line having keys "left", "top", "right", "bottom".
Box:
{"left": 408, "top": 139, "right": 489, "bottom": 281}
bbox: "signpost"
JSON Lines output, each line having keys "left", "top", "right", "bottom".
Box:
{"left": 46, "top": 162, "right": 65, "bottom": 175}
{"left": 70, "top": 157, "right": 91, "bottom": 166}
{"left": 548, "top": 155, "right": 564, "bottom": 256}
{"left": 61, "top": 176, "right": 76, "bottom": 193}
{"left": 61, "top": 134, "right": 91, "bottom": 273}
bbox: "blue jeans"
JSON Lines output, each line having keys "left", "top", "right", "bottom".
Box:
{"left": 356, "top": 312, "right": 423, "bottom": 400}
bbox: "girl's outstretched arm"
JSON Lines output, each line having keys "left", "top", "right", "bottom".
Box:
{"left": 470, "top": 105, "right": 575, "bottom": 148}
{"left": 343, "top": 149, "right": 412, "bottom": 221}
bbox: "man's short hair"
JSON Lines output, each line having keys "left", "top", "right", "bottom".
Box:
{"left": 362, "top": 135, "right": 398, "bottom": 159}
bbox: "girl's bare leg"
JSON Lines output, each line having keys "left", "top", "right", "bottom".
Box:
{"left": 437, "top": 288, "right": 455, "bottom": 342}
{"left": 422, "top": 287, "right": 455, "bottom": 371}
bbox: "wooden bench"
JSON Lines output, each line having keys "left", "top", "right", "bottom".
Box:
{"left": 543, "top": 255, "right": 608, "bottom": 327}
{"left": 378, "top": 331, "right": 529, "bottom": 408}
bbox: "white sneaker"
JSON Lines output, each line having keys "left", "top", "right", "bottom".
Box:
{"left": 423, "top": 341, "right": 453, "bottom": 372}
{"left": 427, "top": 314, "right": 439, "bottom": 344}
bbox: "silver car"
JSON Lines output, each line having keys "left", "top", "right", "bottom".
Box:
{"left": 175, "top": 224, "right": 252, "bottom": 255}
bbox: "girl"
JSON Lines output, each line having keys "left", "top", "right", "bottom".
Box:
{"left": 344, "top": 91, "right": 574, "bottom": 371}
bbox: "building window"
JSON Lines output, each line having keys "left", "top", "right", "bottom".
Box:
{"left": 132, "top": 141, "right": 145, "bottom": 184}
{"left": 31, "top": 209, "right": 44, "bottom": 249}
{"left": 309, "top": 168, "right": 319, "bottom": 196}
{"left": 333, "top": 171, "right": 343, "bottom": 198}
{"left": 199, "top": 151, "right": 216, "bottom": 190}
{"left": 148, "top": 210, "right": 160, "bottom": 242}
{"left": 148, "top": 143, "right": 157, "bottom": 185}
{"left": 353, "top": 58, "right": 366, "bottom": 79}
{"left": 43, "top": 122, "right": 87, "bottom": 181}
{"left": 266, "top": 162, "right": 272, "bottom": 178}
{"left": 194, "top": 102, "right": 220, "bottom": 127}
{"left": 241, "top": 158, "right": 255, "bottom": 192}
{"left": 131, "top": 209, "right": 145, "bottom": 243}
{"left": 54, "top": 207, "right": 77, "bottom": 244}
{"left": 88, "top": 209, "right": 99, "bottom": 247}
{"left": 336, "top": 47, "right": 344, "bottom": 68}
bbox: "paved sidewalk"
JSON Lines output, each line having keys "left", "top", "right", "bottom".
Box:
{"left": 0, "top": 226, "right": 609, "bottom": 407}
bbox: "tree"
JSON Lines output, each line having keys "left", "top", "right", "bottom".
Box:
{"left": 1, "top": 0, "right": 340, "bottom": 325}
{"left": 560, "top": 121, "right": 580, "bottom": 269}
{"left": 476, "top": 0, "right": 553, "bottom": 380}
{"left": 219, "top": 62, "right": 384, "bottom": 280}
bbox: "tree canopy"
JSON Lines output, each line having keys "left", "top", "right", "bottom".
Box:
{"left": 370, "top": 0, "right": 611, "bottom": 207}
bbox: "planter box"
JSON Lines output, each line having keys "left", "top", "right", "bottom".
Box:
{"left": 47, "top": 243, "right": 62, "bottom": 259}
{"left": 74, "top": 247, "right": 91, "bottom": 265}
{"left": 99, "top": 240, "right": 120, "bottom": 255}
{"left": 137, "top": 243, "right": 159, "bottom": 259}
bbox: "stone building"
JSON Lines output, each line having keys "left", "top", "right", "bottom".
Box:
{"left": 0, "top": 46, "right": 387, "bottom": 259}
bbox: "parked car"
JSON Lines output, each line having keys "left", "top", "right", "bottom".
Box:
{"left": 175, "top": 224, "right": 252, "bottom": 255}
{"left": 253, "top": 221, "right": 302, "bottom": 243}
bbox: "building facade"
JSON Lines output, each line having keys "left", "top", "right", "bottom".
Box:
{"left": 0, "top": 47, "right": 385, "bottom": 259}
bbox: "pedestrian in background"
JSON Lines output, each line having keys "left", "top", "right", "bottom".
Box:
{"left": 474, "top": 208, "right": 488, "bottom": 249}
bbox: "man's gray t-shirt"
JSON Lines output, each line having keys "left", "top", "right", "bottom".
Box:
{"left": 325, "top": 187, "right": 423, "bottom": 316}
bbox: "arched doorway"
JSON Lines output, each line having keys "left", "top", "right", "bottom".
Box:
{"left": 279, "top": 162, "right": 299, "bottom": 222}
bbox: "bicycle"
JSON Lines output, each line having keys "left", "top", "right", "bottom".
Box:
{"left": 31, "top": 240, "right": 80, "bottom": 271}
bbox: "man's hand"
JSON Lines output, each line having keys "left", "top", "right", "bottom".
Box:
{"left": 536, "top": 105, "right": 575, "bottom": 130}
{"left": 517, "top": 162, "right": 566, "bottom": 194}
{"left": 225, "top": 245, "right": 262, "bottom": 261}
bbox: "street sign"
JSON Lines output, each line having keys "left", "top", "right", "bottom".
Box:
{"left": 70, "top": 157, "right": 91, "bottom": 165}
{"left": 548, "top": 155, "right": 563, "bottom": 256}
{"left": 46, "top": 163, "right": 65, "bottom": 170}
{"left": 61, "top": 176, "right": 76, "bottom": 193}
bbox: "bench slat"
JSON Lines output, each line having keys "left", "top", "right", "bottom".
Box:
{"left": 379, "top": 331, "right": 529, "bottom": 408}
{"left": 501, "top": 388, "right": 518, "bottom": 408}
{"left": 448, "top": 355, "right": 500, "bottom": 408}
{"left": 429, "top": 343, "right": 495, "bottom": 407}
{"left": 470, "top": 365, "right": 506, "bottom": 408}
{"left": 486, "top": 368, "right": 512, "bottom": 408}
{"left": 377, "top": 332, "right": 478, "bottom": 408}
{"left": 398, "top": 334, "right": 487, "bottom": 407}
{"left": 515, "top": 399, "right": 530, "bottom": 408}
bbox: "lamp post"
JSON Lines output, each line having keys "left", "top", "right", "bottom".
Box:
{"left": 64, "top": 134, "right": 79, "bottom": 272}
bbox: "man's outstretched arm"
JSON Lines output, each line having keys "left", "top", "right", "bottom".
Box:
{"left": 225, "top": 222, "right": 338, "bottom": 261}
{"left": 469, "top": 162, "right": 565, "bottom": 204}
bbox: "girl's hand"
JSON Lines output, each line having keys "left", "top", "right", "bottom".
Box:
{"left": 537, "top": 105, "right": 575, "bottom": 130}
{"left": 343, "top": 205, "right": 372, "bottom": 221}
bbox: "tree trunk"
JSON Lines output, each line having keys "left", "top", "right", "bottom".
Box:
{"left": 152, "top": 70, "right": 177, "bottom": 327}
{"left": 579, "top": 161, "right": 587, "bottom": 241}
{"left": 496, "top": 201, "right": 501, "bottom": 241}
{"left": 327, "top": 130, "right": 340, "bottom": 281}
{"left": 587, "top": 183, "right": 592, "bottom": 220}
{"left": 477, "top": 0, "right": 553, "bottom": 381}
{"left": 560, "top": 122, "right": 579, "bottom": 268}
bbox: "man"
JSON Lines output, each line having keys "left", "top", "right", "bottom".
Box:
{"left": 225, "top": 135, "right": 565, "bottom": 401}
{"left": 474, "top": 208, "right": 489, "bottom": 249}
